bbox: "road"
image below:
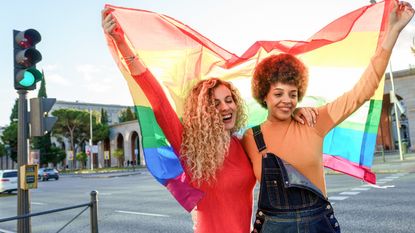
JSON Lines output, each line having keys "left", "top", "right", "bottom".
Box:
{"left": 0, "top": 171, "right": 414, "bottom": 233}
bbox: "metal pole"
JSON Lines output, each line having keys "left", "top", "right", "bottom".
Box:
{"left": 90, "top": 110, "right": 93, "bottom": 170}
{"left": 389, "top": 62, "right": 404, "bottom": 160}
{"left": 17, "top": 90, "right": 31, "bottom": 233}
{"left": 90, "top": 190, "right": 99, "bottom": 233}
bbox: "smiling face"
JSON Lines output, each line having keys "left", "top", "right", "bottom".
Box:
{"left": 213, "top": 84, "right": 237, "bottom": 131}
{"left": 264, "top": 82, "right": 298, "bottom": 122}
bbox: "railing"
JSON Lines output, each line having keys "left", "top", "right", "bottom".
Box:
{"left": 0, "top": 190, "right": 98, "bottom": 233}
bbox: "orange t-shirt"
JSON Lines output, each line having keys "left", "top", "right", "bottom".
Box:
{"left": 242, "top": 48, "right": 391, "bottom": 196}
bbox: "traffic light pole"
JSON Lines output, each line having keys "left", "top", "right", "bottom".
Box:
{"left": 17, "top": 90, "right": 31, "bottom": 233}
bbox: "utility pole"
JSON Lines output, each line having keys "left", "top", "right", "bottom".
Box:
{"left": 389, "top": 62, "right": 404, "bottom": 160}
{"left": 90, "top": 109, "right": 93, "bottom": 170}
{"left": 17, "top": 90, "right": 31, "bottom": 233}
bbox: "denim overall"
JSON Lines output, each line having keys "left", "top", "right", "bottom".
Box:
{"left": 251, "top": 125, "right": 340, "bottom": 233}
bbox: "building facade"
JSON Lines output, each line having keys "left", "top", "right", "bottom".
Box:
{"left": 377, "top": 68, "right": 415, "bottom": 152}
{"left": 52, "top": 100, "right": 135, "bottom": 125}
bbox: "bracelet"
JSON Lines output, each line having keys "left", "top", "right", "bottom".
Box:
{"left": 123, "top": 55, "right": 138, "bottom": 65}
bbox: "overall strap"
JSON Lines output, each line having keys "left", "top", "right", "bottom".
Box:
{"left": 252, "top": 125, "right": 267, "bottom": 152}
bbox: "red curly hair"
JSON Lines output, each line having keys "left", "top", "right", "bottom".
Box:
{"left": 252, "top": 53, "right": 308, "bottom": 108}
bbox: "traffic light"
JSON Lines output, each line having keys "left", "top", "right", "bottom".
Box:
{"left": 13, "top": 29, "right": 42, "bottom": 90}
{"left": 29, "top": 97, "right": 57, "bottom": 137}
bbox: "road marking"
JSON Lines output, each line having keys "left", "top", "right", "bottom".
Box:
{"left": 98, "top": 193, "right": 112, "bottom": 196}
{"left": 31, "top": 202, "right": 46, "bottom": 205}
{"left": 351, "top": 187, "right": 370, "bottom": 191}
{"left": 385, "top": 176, "right": 400, "bottom": 179}
{"left": 339, "top": 191, "right": 360, "bottom": 195}
{"left": 369, "top": 184, "right": 395, "bottom": 189}
{"left": 328, "top": 196, "right": 349, "bottom": 201}
{"left": 115, "top": 210, "right": 169, "bottom": 217}
{"left": 0, "top": 228, "right": 15, "bottom": 233}
{"left": 396, "top": 173, "right": 408, "bottom": 176}
{"left": 377, "top": 179, "right": 394, "bottom": 182}
{"left": 376, "top": 181, "right": 386, "bottom": 184}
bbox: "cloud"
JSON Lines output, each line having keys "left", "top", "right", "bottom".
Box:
{"left": 76, "top": 64, "right": 101, "bottom": 82}
{"left": 76, "top": 63, "right": 126, "bottom": 94}
{"left": 391, "top": 24, "right": 415, "bottom": 70}
{"left": 46, "top": 73, "right": 71, "bottom": 86}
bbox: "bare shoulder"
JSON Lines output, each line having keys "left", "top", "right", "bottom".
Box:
{"left": 241, "top": 128, "right": 257, "bottom": 158}
{"left": 241, "top": 128, "right": 254, "bottom": 143}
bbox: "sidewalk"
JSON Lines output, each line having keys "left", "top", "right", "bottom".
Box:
{"left": 60, "top": 167, "right": 146, "bottom": 178}
{"left": 371, "top": 151, "right": 415, "bottom": 174}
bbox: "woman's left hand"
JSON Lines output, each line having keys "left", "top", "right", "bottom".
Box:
{"left": 293, "top": 107, "right": 318, "bottom": 127}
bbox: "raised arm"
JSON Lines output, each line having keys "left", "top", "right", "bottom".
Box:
{"left": 316, "top": 1, "right": 414, "bottom": 135}
{"left": 102, "top": 8, "right": 183, "bottom": 154}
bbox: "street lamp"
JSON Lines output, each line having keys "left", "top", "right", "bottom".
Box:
{"left": 89, "top": 109, "right": 93, "bottom": 170}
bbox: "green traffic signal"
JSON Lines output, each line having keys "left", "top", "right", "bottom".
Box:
{"left": 19, "top": 72, "right": 34, "bottom": 87}
{"left": 16, "top": 68, "right": 42, "bottom": 87}
{"left": 13, "top": 29, "right": 42, "bottom": 91}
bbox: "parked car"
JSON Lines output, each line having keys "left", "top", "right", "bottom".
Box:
{"left": 0, "top": 170, "right": 18, "bottom": 194}
{"left": 38, "top": 168, "right": 59, "bottom": 181}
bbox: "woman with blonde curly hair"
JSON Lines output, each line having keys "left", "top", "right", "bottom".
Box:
{"left": 181, "top": 78, "right": 247, "bottom": 185}
{"left": 102, "top": 8, "right": 317, "bottom": 233}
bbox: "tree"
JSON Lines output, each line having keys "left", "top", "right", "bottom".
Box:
{"left": 0, "top": 142, "right": 5, "bottom": 157}
{"left": 1, "top": 122, "right": 18, "bottom": 162}
{"left": 37, "top": 70, "right": 47, "bottom": 98}
{"left": 1, "top": 99, "right": 21, "bottom": 163}
{"left": 9, "top": 99, "right": 18, "bottom": 122}
{"left": 113, "top": 149, "right": 124, "bottom": 167}
{"left": 31, "top": 72, "right": 65, "bottom": 166}
{"left": 76, "top": 151, "right": 88, "bottom": 169}
{"left": 119, "top": 107, "right": 136, "bottom": 122}
{"left": 93, "top": 123, "right": 110, "bottom": 144}
{"left": 1, "top": 99, "right": 19, "bottom": 162}
{"left": 52, "top": 109, "right": 91, "bottom": 168}
{"left": 100, "top": 108, "right": 109, "bottom": 125}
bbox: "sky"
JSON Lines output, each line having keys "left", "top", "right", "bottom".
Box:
{"left": 1, "top": 0, "right": 414, "bottom": 126}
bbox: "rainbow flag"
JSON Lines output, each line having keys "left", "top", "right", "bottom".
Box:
{"left": 104, "top": 0, "right": 393, "bottom": 211}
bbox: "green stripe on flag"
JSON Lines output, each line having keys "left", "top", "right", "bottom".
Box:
{"left": 336, "top": 99, "right": 382, "bottom": 134}
{"left": 135, "top": 106, "right": 169, "bottom": 148}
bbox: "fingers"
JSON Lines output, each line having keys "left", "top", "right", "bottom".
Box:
{"left": 101, "top": 8, "right": 117, "bottom": 33}
{"left": 300, "top": 107, "right": 318, "bottom": 127}
{"left": 101, "top": 8, "right": 113, "bottom": 21}
{"left": 309, "top": 108, "right": 317, "bottom": 126}
{"left": 293, "top": 114, "right": 305, "bottom": 125}
{"left": 304, "top": 108, "right": 314, "bottom": 127}
{"left": 398, "top": 1, "right": 414, "bottom": 13}
{"left": 102, "top": 14, "right": 117, "bottom": 35}
{"left": 310, "top": 107, "right": 318, "bottom": 121}
{"left": 293, "top": 108, "right": 316, "bottom": 127}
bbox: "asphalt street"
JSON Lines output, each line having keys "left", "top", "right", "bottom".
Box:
{"left": 0, "top": 167, "right": 414, "bottom": 233}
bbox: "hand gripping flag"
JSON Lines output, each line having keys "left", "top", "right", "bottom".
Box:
{"left": 104, "top": 0, "right": 393, "bottom": 211}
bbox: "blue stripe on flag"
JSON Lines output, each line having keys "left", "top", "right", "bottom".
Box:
{"left": 143, "top": 146, "right": 184, "bottom": 185}
{"left": 323, "top": 127, "right": 376, "bottom": 167}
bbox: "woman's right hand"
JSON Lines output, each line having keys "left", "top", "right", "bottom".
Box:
{"left": 388, "top": 1, "right": 414, "bottom": 34}
{"left": 101, "top": 8, "right": 125, "bottom": 44}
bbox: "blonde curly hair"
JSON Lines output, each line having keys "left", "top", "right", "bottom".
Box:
{"left": 181, "top": 78, "right": 247, "bottom": 186}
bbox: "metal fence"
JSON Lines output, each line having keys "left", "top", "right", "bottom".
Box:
{"left": 0, "top": 190, "right": 98, "bottom": 233}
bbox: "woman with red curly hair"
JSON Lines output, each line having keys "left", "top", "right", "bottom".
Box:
{"left": 102, "top": 8, "right": 317, "bottom": 233}
{"left": 242, "top": 2, "right": 414, "bottom": 232}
